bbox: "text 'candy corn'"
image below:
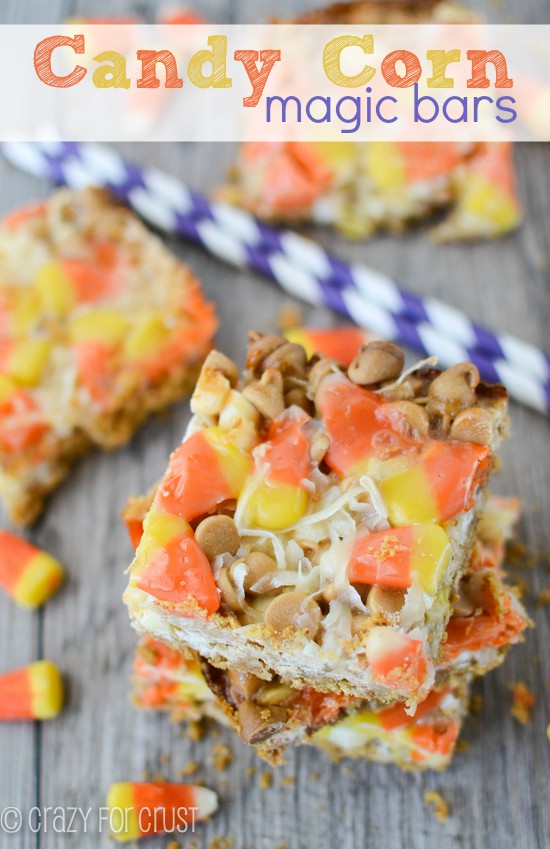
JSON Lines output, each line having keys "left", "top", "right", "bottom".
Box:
{"left": 0, "top": 661, "right": 63, "bottom": 720}
{"left": 107, "top": 782, "right": 218, "bottom": 842}
{"left": 0, "top": 530, "right": 64, "bottom": 608}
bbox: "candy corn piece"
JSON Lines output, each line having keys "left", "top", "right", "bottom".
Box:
{"left": 0, "top": 530, "right": 63, "bottom": 608}
{"left": 348, "top": 524, "right": 451, "bottom": 595}
{"left": 107, "top": 782, "right": 218, "bottom": 842}
{"left": 0, "top": 661, "right": 63, "bottom": 720}
{"left": 237, "top": 415, "right": 312, "bottom": 530}
{"left": 317, "top": 374, "right": 490, "bottom": 524}
{"left": 283, "top": 326, "right": 371, "bottom": 367}
{"left": 434, "top": 142, "right": 521, "bottom": 241}
{"left": 133, "top": 513, "right": 219, "bottom": 616}
{"left": 364, "top": 627, "right": 428, "bottom": 693}
{"left": 157, "top": 427, "right": 251, "bottom": 522}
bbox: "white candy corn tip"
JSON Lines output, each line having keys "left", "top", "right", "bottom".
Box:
{"left": 194, "top": 786, "right": 218, "bottom": 820}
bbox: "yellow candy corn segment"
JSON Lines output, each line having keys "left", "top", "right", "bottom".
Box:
{"left": 10, "top": 290, "right": 43, "bottom": 334}
{"left": 12, "top": 552, "right": 64, "bottom": 609}
{"left": 28, "top": 661, "right": 63, "bottom": 719}
{"left": 379, "top": 465, "right": 439, "bottom": 525}
{"left": 8, "top": 339, "right": 52, "bottom": 387}
{"left": 457, "top": 175, "right": 520, "bottom": 232}
{"left": 107, "top": 783, "right": 141, "bottom": 843}
{"left": 70, "top": 310, "right": 129, "bottom": 345}
{"left": 135, "top": 512, "right": 191, "bottom": 573}
{"left": 410, "top": 524, "right": 451, "bottom": 595}
{"left": 364, "top": 143, "right": 406, "bottom": 192}
{"left": 176, "top": 663, "right": 213, "bottom": 702}
{"left": 124, "top": 316, "right": 171, "bottom": 361}
{"left": 245, "top": 480, "right": 309, "bottom": 530}
{"left": 313, "top": 709, "right": 383, "bottom": 748}
{"left": 0, "top": 374, "right": 17, "bottom": 405}
{"left": 283, "top": 328, "right": 314, "bottom": 358}
{"left": 35, "top": 262, "right": 75, "bottom": 316}
{"left": 310, "top": 141, "right": 354, "bottom": 174}
{"left": 205, "top": 427, "right": 252, "bottom": 499}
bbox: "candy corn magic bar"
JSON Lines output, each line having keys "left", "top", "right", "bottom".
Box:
{"left": 221, "top": 1, "right": 521, "bottom": 242}
{"left": 130, "top": 497, "right": 528, "bottom": 767}
{"left": 124, "top": 331, "right": 509, "bottom": 709}
{"left": 0, "top": 188, "right": 216, "bottom": 524}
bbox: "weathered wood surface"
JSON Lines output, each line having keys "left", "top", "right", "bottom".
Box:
{"left": 0, "top": 1, "right": 548, "bottom": 848}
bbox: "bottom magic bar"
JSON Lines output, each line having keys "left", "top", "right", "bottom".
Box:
{"left": 130, "top": 497, "right": 528, "bottom": 770}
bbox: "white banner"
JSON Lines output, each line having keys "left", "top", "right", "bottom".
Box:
{"left": 1, "top": 24, "right": 548, "bottom": 141}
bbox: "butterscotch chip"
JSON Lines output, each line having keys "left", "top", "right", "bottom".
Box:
{"left": 348, "top": 342, "right": 404, "bottom": 387}
{"left": 195, "top": 515, "right": 240, "bottom": 559}
{"left": 264, "top": 592, "right": 322, "bottom": 640}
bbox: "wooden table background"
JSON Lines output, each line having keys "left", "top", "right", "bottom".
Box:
{"left": 0, "top": 1, "right": 549, "bottom": 847}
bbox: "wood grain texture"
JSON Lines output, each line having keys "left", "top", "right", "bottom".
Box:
{"left": 0, "top": 2, "right": 548, "bottom": 848}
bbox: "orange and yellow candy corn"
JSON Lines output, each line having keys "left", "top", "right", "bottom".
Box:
{"left": 443, "top": 596, "right": 527, "bottom": 662}
{"left": 238, "top": 415, "right": 312, "bottom": 529}
{"left": 157, "top": 426, "right": 251, "bottom": 522}
{"left": 0, "top": 661, "right": 63, "bottom": 720}
{"left": 317, "top": 375, "right": 490, "bottom": 524}
{"left": 107, "top": 782, "right": 218, "bottom": 843}
{"left": 0, "top": 383, "right": 48, "bottom": 452}
{"left": 365, "top": 626, "right": 428, "bottom": 693}
{"left": 242, "top": 142, "right": 334, "bottom": 214}
{"left": 348, "top": 523, "right": 451, "bottom": 595}
{"left": 0, "top": 531, "right": 64, "bottom": 608}
{"left": 133, "top": 512, "right": 219, "bottom": 616}
{"left": 284, "top": 326, "right": 370, "bottom": 367}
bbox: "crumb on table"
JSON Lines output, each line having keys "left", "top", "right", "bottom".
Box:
{"left": 210, "top": 744, "right": 233, "bottom": 772}
{"left": 536, "top": 588, "right": 550, "bottom": 607}
{"left": 424, "top": 790, "right": 450, "bottom": 822}
{"left": 180, "top": 761, "right": 199, "bottom": 777}
{"left": 209, "top": 837, "right": 235, "bottom": 849}
{"left": 187, "top": 720, "right": 205, "bottom": 742}
{"left": 259, "top": 772, "right": 273, "bottom": 790}
{"left": 510, "top": 682, "right": 536, "bottom": 725}
{"left": 469, "top": 694, "right": 483, "bottom": 715}
{"left": 277, "top": 303, "right": 302, "bottom": 330}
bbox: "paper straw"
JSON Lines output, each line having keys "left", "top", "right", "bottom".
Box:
{"left": 2, "top": 140, "right": 548, "bottom": 415}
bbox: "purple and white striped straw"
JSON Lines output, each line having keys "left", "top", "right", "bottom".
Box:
{"left": 2, "top": 140, "right": 548, "bottom": 415}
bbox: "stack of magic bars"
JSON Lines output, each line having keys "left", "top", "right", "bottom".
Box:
{"left": 122, "top": 332, "right": 529, "bottom": 770}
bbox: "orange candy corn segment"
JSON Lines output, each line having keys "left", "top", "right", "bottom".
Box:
{"left": 1, "top": 201, "right": 47, "bottom": 230}
{"left": 262, "top": 416, "right": 312, "bottom": 488}
{"left": 348, "top": 525, "right": 415, "bottom": 589}
{"left": 0, "top": 661, "right": 63, "bottom": 721}
{"left": 377, "top": 686, "right": 451, "bottom": 732}
{"left": 316, "top": 375, "right": 416, "bottom": 475}
{"left": 107, "top": 782, "right": 218, "bottom": 842}
{"left": 0, "top": 530, "right": 64, "bottom": 609}
{"left": 125, "top": 518, "right": 144, "bottom": 551}
{"left": 136, "top": 532, "right": 220, "bottom": 616}
{"left": 157, "top": 429, "right": 246, "bottom": 521}
{"left": 365, "top": 627, "right": 428, "bottom": 693}
{"left": 348, "top": 524, "right": 451, "bottom": 594}
{"left": 0, "top": 389, "right": 48, "bottom": 452}
{"left": 443, "top": 598, "right": 528, "bottom": 661}
{"left": 410, "top": 720, "right": 460, "bottom": 758}
{"left": 284, "top": 326, "right": 369, "bottom": 367}
{"left": 61, "top": 242, "right": 122, "bottom": 304}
